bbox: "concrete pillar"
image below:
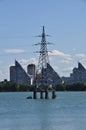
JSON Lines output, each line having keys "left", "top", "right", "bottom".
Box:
{"left": 52, "top": 90, "right": 56, "bottom": 99}
{"left": 33, "top": 91, "right": 37, "bottom": 99}
{"left": 45, "top": 91, "right": 48, "bottom": 99}
{"left": 40, "top": 91, "right": 44, "bottom": 99}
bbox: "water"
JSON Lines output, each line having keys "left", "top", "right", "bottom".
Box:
{"left": 0, "top": 92, "right": 86, "bottom": 130}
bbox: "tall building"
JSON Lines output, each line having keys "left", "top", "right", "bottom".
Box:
{"left": 10, "top": 60, "right": 30, "bottom": 85}
{"left": 36, "top": 63, "right": 62, "bottom": 86}
{"left": 27, "top": 64, "right": 36, "bottom": 85}
{"left": 27, "top": 64, "right": 36, "bottom": 76}
{"left": 46, "top": 64, "right": 62, "bottom": 85}
{"left": 62, "top": 62, "right": 86, "bottom": 84}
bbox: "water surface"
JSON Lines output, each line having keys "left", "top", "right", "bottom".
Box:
{"left": 0, "top": 92, "right": 86, "bottom": 130}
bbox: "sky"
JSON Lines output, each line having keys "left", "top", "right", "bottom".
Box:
{"left": 0, "top": 0, "right": 86, "bottom": 81}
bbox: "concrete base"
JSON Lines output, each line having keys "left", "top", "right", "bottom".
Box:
{"left": 45, "top": 91, "right": 48, "bottom": 99}
{"left": 52, "top": 90, "right": 56, "bottom": 99}
{"left": 40, "top": 91, "right": 44, "bottom": 99}
{"left": 33, "top": 91, "right": 37, "bottom": 99}
{"left": 33, "top": 90, "right": 56, "bottom": 99}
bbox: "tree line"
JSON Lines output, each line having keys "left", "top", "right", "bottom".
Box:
{"left": 55, "top": 82, "right": 86, "bottom": 91}
{"left": 0, "top": 80, "right": 34, "bottom": 92}
{"left": 0, "top": 80, "right": 86, "bottom": 92}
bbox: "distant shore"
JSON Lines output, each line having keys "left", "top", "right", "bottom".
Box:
{"left": 0, "top": 81, "right": 86, "bottom": 92}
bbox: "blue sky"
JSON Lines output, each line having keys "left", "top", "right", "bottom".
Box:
{"left": 0, "top": 0, "right": 86, "bottom": 81}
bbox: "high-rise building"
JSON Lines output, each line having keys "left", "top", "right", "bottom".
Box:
{"left": 27, "top": 64, "right": 36, "bottom": 85}
{"left": 62, "top": 62, "right": 86, "bottom": 84}
{"left": 27, "top": 64, "right": 35, "bottom": 76}
{"left": 36, "top": 63, "right": 62, "bottom": 86}
{"left": 10, "top": 60, "right": 30, "bottom": 85}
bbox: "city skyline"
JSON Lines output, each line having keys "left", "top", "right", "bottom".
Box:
{"left": 0, "top": 0, "right": 86, "bottom": 81}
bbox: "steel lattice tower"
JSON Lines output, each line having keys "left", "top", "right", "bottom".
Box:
{"left": 36, "top": 26, "right": 50, "bottom": 74}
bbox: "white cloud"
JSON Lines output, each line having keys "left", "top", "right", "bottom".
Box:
{"left": 48, "top": 50, "right": 74, "bottom": 76}
{"left": 0, "top": 69, "right": 7, "bottom": 81}
{"left": 49, "top": 50, "right": 72, "bottom": 61}
{"left": 4, "top": 49, "right": 26, "bottom": 54}
{"left": 49, "top": 50, "right": 70, "bottom": 57}
{"left": 62, "top": 67, "right": 73, "bottom": 73}
{"left": 60, "top": 59, "right": 71, "bottom": 64}
{"left": 49, "top": 50, "right": 72, "bottom": 64}
{"left": 51, "top": 64, "right": 73, "bottom": 77}
{"left": 75, "top": 53, "right": 86, "bottom": 58}
{"left": 19, "top": 58, "right": 38, "bottom": 65}
{"left": 75, "top": 53, "right": 86, "bottom": 62}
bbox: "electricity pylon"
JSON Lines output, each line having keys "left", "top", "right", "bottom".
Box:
{"left": 35, "top": 26, "right": 50, "bottom": 74}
